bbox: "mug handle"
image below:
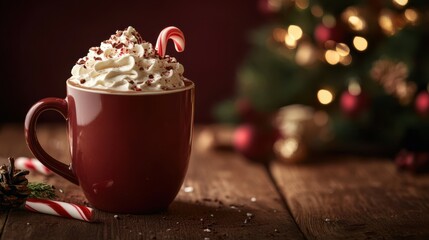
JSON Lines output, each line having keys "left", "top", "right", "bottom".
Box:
{"left": 25, "top": 97, "right": 79, "bottom": 185}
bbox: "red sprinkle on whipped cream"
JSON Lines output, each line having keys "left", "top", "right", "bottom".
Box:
{"left": 70, "top": 26, "right": 186, "bottom": 91}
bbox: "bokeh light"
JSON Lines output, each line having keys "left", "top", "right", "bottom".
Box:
{"left": 322, "top": 14, "right": 336, "bottom": 28}
{"left": 296, "top": 42, "right": 315, "bottom": 66}
{"left": 284, "top": 33, "right": 297, "bottom": 49}
{"left": 266, "top": 0, "right": 283, "bottom": 12}
{"left": 353, "top": 36, "right": 368, "bottom": 51}
{"left": 393, "top": 0, "right": 408, "bottom": 7}
{"left": 275, "top": 138, "right": 299, "bottom": 158}
{"left": 348, "top": 15, "right": 366, "bottom": 31}
{"left": 295, "top": 0, "right": 309, "bottom": 10}
{"left": 404, "top": 9, "right": 418, "bottom": 24}
{"left": 340, "top": 55, "right": 352, "bottom": 66}
{"left": 313, "top": 110, "right": 329, "bottom": 126}
{"left": 273, "top": 28, "right": 287, "bottom": 42}
{"left": 288, "top": 25, "right": 303, "bottom": 40}
{"left": 325, "top": 50, "right": 340, "bottom": 65}
{"left": 311, "top": 5, "right": 324, "bottom": 17}
{"left": 342, "top": 7, "right": 366, "bottom": 32}
{"left": 379, "top": 11, "right": 395, "bottom": 35}
{"left": 317, "top": 89, "right": 334, "bottom": 105}
{"left": 336, "top": 43, "right": 350, "bottom": 56}
{"left": 348, "top": 80, "right": 361, "bottom": 96}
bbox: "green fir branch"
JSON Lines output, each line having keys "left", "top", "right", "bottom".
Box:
{"left": 28, "top": 182, "right": 57, "bottom": 200}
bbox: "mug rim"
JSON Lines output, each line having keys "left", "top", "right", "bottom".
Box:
{"left": 66, "top": 78, "right": 194, "bottom": 96}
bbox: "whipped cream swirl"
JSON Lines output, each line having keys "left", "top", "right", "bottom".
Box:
{"left": 69, "top": 26, "right": 186, "bottom": 91}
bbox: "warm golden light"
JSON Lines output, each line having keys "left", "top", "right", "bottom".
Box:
{"left": 311, "top": 5, "right": 324, "bottom": 17}
{"left": 404, "top": 9, "right": 418, "bottom": 23}
{"left": 288, "top": 25, "right": 303, "bottom": 40}
{"left": 267, "top": 0, "right": 282, "bottom": 12}
{"left": 336, "top": 43, "right": 350, "bottom": 56}
{"left": 322, "top": 15, "right": 336, "bottom": 28}
{"left": 273, "top": 28, "right": 287, "bottom": 42}
{"left": 348, "top": 16, "right": 366, "bottom": 31}
{"left": 379, "top": 13, "right": 395, "bottom": 35}
{"left": 348, "top": 80, "right": 361, "bottom": 96}
{"left": 393, "top": 0, "right": 408, "bottom": 7}
{"left": 324, "top": 40, "right": 336, "bottom": 50}
{"left": 284, "top": 33, "right": 297, "bottom": 49}
{"left": 275, "top": 138, "right": 299, "bottom": 158}
{"left": 353, "top": 36, "right": 368, "bottom": 51}
{"left": 314, "top": 110, "right": 329, "bottom": 126}
{"left": 342, "top": 7, "right": 366, "bottom": 32}
{"left": 296, "top": 42, "right": 315, "bottom": 66}
{"left": 317, "top": 89, "right": 334, "bottom": 105}
{"left": 295, "top": 0, "right": 309, "bottom": 10}
{"left": 340, "top": 55, "right": 352, "bottom": 66}
{"left": 325, "top": 50, "right": 340, "bottom": 65}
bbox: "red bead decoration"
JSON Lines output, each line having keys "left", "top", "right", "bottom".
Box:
{"left": 233, "top": 124, "right": 279, "bottom": 162}
{"left": 415, "top": 91, "right": 429, "bottom": 116}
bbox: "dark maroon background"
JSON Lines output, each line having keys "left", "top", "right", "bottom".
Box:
{"left": 0, "top": 0, "right": 263, "bottom": 123}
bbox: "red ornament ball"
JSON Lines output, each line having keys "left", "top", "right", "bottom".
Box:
{"left": 415, "top": 91, "right": 429, "bottom": 116}
{"left": 258, "top": 0, "right": 280, "bottom": 15}
{"left": 314, "top": 24, "right": 344, "bottom": 45}
{"left": 235, "top": 98, "right": 267, "bottom": 123}
{"left": 395, "top": 149, "right": 429, "bottom": 173}
{"left": 233, "top": 124, "right": 279, "bottom": 162}
{"left": 340, "top": 91, "right": 367, "bottom": 117}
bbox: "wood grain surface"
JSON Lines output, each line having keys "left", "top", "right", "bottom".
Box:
{"left": 271, "top": 157, "right": 429, "bottom": 240}
{"left": 2, "top": 124, "right": 429, "bottom": 240}
{"left": 0, "top": 124, "right": 303, "bottom": 240}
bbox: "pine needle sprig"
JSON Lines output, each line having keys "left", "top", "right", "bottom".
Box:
{"left": 28, "top": 182, "right": 57, "bottom": 200}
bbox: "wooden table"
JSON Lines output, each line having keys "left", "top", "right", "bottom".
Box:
{"left": 1, "top": 124, "right": 429, "bottom": 240}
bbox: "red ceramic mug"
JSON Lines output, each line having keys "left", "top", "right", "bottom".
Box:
{"left": 25, "top": 79, "right": 195, "bottom": 213}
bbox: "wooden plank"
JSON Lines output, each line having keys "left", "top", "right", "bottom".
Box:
{"left": 0, "top": 211, "right": 7, "bottom": 237}
{"left": 0, "top": 124, "right": 304, "bottom": 239}
{"left": 271, "top": 157, "right": 429, "bottom": 239}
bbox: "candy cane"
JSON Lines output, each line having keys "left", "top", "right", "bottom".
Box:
{"left": 15, "top": 157, "right": 53, "bottom": 175}
{"left": 25, "top": 198, "right": 94, "bottom": 222}
{"left": 155, "top": 26, "right": 185, "bottom": 57}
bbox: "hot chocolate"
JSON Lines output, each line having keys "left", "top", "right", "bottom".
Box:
{"left": 25, "top": 26, "right": 195, "bottom": 213}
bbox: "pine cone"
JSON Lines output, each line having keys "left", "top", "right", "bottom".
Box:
{"left": 0, "top": 157, "right": 30, "bottom": 210}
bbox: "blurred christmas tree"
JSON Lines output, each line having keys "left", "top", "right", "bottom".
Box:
{"left": 215, "top": 0, "right": 429, "bottom": 155}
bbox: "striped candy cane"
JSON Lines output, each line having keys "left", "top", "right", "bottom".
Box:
{"left": 15, "top": 157, "right": 53, "bottom": 175}
{"left": 25, "top": 198, "right": 94, "bottom": 222}
{"left": 155, "top": 26, "right": 185, "bottom": 57}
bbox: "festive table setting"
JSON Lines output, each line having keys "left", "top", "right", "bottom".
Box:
{"left": 1, "top": 124, "right": 429, "bottom": 240}
{"left": 2, "top": 1, "right": 429, "bottom": 239}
